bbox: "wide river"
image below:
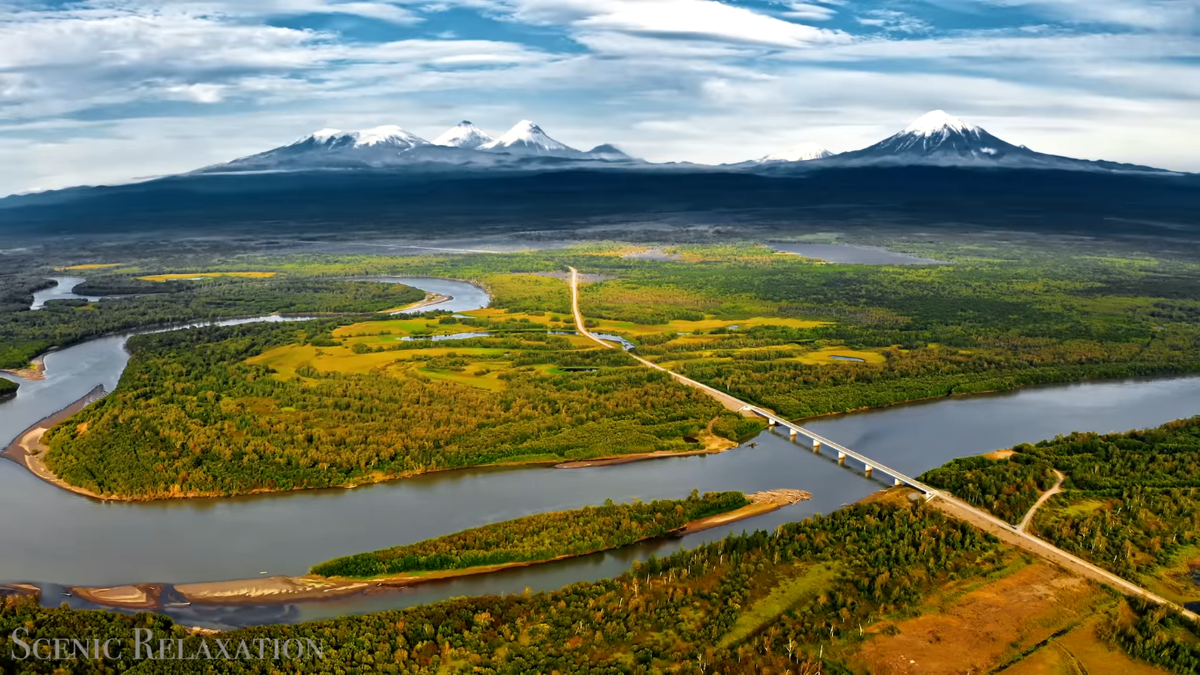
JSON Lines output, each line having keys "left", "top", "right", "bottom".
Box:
{"left": 3, "top": 278, "right": 1200, "bottom": 628}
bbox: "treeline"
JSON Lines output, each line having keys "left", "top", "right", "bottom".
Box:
{"left": 311, "top": 490, "right": 748, "bottom": 578}
{"left": 0, "top": 277, "right": 425, "bottom": 369}
{"left": 1, "top": 500, "right": 1010, "bottom": 674}
{"left": 673, "top": 336, "right": 1200, "bottom": 419}
{"left": 1099, "top": 598, "right": 1200, "bottom": 674}
{"left": 44, "top": 322, "right": 730, "bottom": 498}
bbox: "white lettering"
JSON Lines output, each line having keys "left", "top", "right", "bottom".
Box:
{"left": 10, "top": 628, "right": 31, "bottom": 660}
{"left": 235, "top": 640, "right": 252, "bottom": 660}
{"left": 102, "top": 638, "right": 121, "bottom": 660}
{"left": 192, "top": 639, "right": 212, "bottom": 661}
{"left": 305, "top": 638, "right": 324, "bottom": 660}
{"left": 133, "top": 628, "right": 154, "bottom": 659}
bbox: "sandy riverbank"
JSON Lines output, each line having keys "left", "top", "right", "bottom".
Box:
{"left": 1, "top": 385, "right": 109, "bottom": 500}
{"left": 385, "top": 292, "right": 451, "bottom": 313}
{"left": 70, "top": 489, "right": 811, "bottom": 609}
{"left": 0, "top": 583, "right": 41, "bottom": 601}
{"left": 1, "top": 355, "right": 46, "bottom": 381}
{"left": 71, "top": 584, "right": 164, "bottom": 610}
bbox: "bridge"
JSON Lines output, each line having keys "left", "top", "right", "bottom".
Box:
{"left": 741, "top": 405, "right": 938, "bottom": 499}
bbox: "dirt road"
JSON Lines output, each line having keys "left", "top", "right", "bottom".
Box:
{"left": 1018, "top": 470, "right": 1065, "bottom": 532}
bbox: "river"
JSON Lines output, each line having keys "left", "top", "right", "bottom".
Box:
{"left": 3, "top": 278, "right": 1200, "bottom": 628}
{"left": 29, "top": 276, "right": 103, "bottom": 310}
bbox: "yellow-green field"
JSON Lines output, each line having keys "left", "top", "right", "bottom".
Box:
{"left": 792, "top": 346, "right": 886, "bottom": 365}
{"left": 248, "top": 343, "right": 513, "bottom": 380}
{"left": 719, "top": 563, "right": 840, "bottom": 648}
{"left": 138, "top": 272, "right": 278, "bottom": 282}
{"left": 56, "top": 263, "right": 123, "bottom": 270}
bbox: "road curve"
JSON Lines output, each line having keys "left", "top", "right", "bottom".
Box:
{"left": 566, "top": 266, "right": 1199, "bottom": 622}
{"left": 1018, "top": 470, "right": 1065, "bottom": 533}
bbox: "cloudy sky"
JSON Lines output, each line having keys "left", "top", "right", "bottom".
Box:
{"left": 0, "top": 0, "right": 1196, "bottom": 195}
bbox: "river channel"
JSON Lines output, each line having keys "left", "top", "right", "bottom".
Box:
{"left": 3, "top": 278, "right": 1200, "bottom": 629}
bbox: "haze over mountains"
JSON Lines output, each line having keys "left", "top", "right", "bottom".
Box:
{"left": 2, "top": 110, "right": 1196, "bottom": 241}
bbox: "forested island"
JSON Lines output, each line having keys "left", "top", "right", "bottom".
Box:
{"left": 0, "top": 378, "right": 16, "bottom": 401}
{"left": 312, "top": 491, "right": 751, "bottom": 578}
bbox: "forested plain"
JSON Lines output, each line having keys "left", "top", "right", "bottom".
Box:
{"left": 43, "top": 319, "right": 735, "bottom": 498}
{"left": 312, "top": 491, "right": 748, "bottom": 578}
{"left": 4, "top": 499, "right": 1190, "bottom": 673}
{"left": 0, "top": 274, "right": 425, "bottom": 369}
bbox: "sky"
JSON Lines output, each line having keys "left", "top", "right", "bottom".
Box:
{"left": 0, "top": 0, "right": 1197, "bottom": 195}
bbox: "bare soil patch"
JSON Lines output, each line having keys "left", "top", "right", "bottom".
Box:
{"left": 850, "top": 562, "right": 1105, "bottom": 675}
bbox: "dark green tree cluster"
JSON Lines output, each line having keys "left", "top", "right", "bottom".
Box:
{"left": 311, "top": 490, "right": 748, "bottom": 578}
{"left": 0, "top": 377, "right": 17, "bottom": 399}
{"left": 1099, "top": 598, "right": 1200, "bottom": 674}
{"left": 920, "top": 450, "right": 1057, "bottom": 523}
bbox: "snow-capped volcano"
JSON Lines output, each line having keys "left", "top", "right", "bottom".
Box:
{"left": 296, "top": 126, "right": 430, "bottom": 150}
{"left": 433, "top": 121, "right": 494, "bottom": 150}
{"left": 758, "top": 142, "right": 833, "bottom": 163}
{"left": 751, "top": 110, "right": 1167, "bottom": 174}
{"left": 480, "top": 120, "right": 580, "bottom": 157}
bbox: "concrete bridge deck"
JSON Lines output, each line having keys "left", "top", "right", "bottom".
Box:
{"left": 743, "top": 406, "right": 939, "bottom": 498}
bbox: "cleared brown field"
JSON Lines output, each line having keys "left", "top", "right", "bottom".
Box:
{"left": 846, "top": 562, "right": 1111, "bottom": 675}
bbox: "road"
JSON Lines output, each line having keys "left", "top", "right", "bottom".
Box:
{"left": 567, "top": 266, "right": 1199, "bottom": 621}
{"left": 1018, "top": 470, "right": 1065, "bottom": 533}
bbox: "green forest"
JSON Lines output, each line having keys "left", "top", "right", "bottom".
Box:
{"left": 312, "top": 490, "right": 748, "bottom": 578}
{"left": 2, "top": 500, "right": 1017, "bottom": 674}
{"left": 0, "top": 377, "right": 16, "bottom": 399}
{"left": 0, "top": 275, "right": 425, "bottom": 369}
{"left": 43, "top": 320, "right": 732, "bottom": 498}
{"left": 922, "top": 417, "right": 1200, "bottom": 586}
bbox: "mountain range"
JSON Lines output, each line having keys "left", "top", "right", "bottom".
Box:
{"left": 1, "top": 110, "right": 1196, "bottom": 240}
{"left": 203, "top": 119, "right": 634, "bottom": 173}
{"left": 196, "top": 110, "right": 1169, "bottom": 176}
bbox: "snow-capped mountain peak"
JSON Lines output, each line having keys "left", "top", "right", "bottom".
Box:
{"left": 293, "top": 126, "right": 429, "bottom": 150}
{"left": 758, "top": 142, "right": 833, "bottom": 163}
{"left": 433, "top": 121, "right": 495, "bottom": 150}
{"left": 480, "top": 120, "right": 578, "bottom": 156}
{"left": 903, "top": 110, "right": 979, "bottom": 137}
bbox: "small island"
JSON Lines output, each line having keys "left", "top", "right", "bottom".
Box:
{"left": 311, "top": 490, "right": 790, "bottom": 579}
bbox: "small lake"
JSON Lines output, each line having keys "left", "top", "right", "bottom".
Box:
{"left": 29, "top": 277, "right": 102, "bottom": 310}
{"left": 772, "top": 243, "right": 945, "bottom": 265}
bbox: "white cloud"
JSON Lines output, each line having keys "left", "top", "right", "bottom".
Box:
{"left": 456, "top": 0, "right": 849, "bottom": 47}
{"left": 778, "top": 3, "right": 839, "bottom": 21}
{"left": 952, "top": 0, "right": 1197, "bottom": 31}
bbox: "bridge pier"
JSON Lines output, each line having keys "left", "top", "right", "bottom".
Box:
{"left": 789, "top": 427, "right": 797, "bottom": 438}
{"left": 768, "top": 419, "right": 776, "bottom": 427}
{"left": 894, "top": 478, "right": 902, "bottom": 487}
{"left": 837, "top": 451, "right": 846, "bottom": 466}
{"left": 864, "top": 465, "right": 873, "bottom": 478}
{"left": 813, "top": 440, "right": 821, "bottom": 452}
